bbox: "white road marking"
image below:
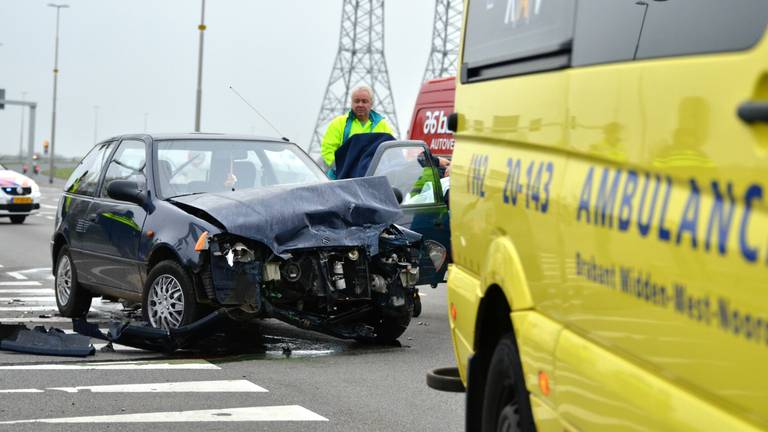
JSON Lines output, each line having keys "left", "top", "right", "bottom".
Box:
{"left": 0, "top": 296, "right": 56, "bottom": 302}
{"left": 0, "top": 405, "right": 328, "bottom": 424}
{"left": 0, "top": 389, "right": 44, "bottom": 393}
{"left": 16, "top": 268, "right": 52, "bottom": 275}
{"left": 0, "top": 360, "right": 220, "bottom": 370}
{"left": 0, "top": 306, "right": 56, "bottom": 311}
{"left": 45, "top": 216, "right": 54, "bottom": 220}
{"left": 48, "top": 380, "right": 268, "bottom": 393}
{"left": 5, "top": 272, "right": 27, "bottom": 280}
{"left": 0, "top": 317, "right": 75, "bottom": 323}
{"left": 0, "top": 288, "right": 51, "bottom": 293}
{"left": 40, "top": 204, "right": 57, "bottom": 209}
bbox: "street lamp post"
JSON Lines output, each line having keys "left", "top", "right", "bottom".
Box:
{"left": 48, "top": 3, "right": 69, "bottom": 184}
{"left": 194, "top": 0, "right": 206, "bottom": 132}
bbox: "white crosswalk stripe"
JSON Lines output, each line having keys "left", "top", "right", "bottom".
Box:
{"left": 0, "top": 317, "right": 72, "bottom": 323}
{"left": 0, "top": 360, "right": 221, "bottom": 370}
{"left": 0, "top": 306, "right": 59, "bottom": 311}
{"left": 0, "top": 288, "right": 52, "bottom": 294}
{"left": 0, "top": 380, "right": 268, "bottom": 394}
{"left": 0, "top": 296, "right": 56, "bottom": 302}
{"left": 0, "top": 405, "right": 328, "bottom": 424}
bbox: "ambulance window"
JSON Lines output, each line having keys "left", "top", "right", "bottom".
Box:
{"left": 462, "top": 0, "right": 576, "bottom": 83}
{"left": 571, "top": 1, "right": 646, "bottom": 67}
{"left": 636, "top": 0, "right": 768, "bottom": 59}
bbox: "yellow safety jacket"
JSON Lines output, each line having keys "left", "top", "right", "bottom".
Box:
{"left": 320, "top": 110, "right": 394, "bottom": 167}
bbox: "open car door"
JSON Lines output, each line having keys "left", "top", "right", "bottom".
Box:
{"left": 365, "top": 140, "right": 450, "bottom": 287}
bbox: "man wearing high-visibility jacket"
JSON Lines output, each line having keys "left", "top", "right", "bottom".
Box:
{"left": 321, "top": 85, "right": 395, "bottom": 177}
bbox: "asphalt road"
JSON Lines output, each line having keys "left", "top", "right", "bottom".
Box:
{"left": 0, "top": 181, "right": 465, "bottom": 431}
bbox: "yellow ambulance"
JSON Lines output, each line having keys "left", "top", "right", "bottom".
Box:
{"left": 445, "top": 1, "right": 768, "bottom": 430}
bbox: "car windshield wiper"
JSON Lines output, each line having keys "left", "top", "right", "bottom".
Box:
{"left": 167, "top": 191, "right": 207, "bottom": 199}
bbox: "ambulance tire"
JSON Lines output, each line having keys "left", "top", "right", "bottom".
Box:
{"left": 481, "top": 334, "right": 535, "bottom": 432}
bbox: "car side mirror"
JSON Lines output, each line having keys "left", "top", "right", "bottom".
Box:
{"left": 392, "top": 187, "right": 403, "bottom": 204}
{"left": 107, "top": 180, "right": 146, "bottom": 206}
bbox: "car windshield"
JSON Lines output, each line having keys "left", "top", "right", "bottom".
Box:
{"left": 155, "top": 139, "right": 327, "bottom": 199}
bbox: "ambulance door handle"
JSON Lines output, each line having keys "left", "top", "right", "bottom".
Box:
{"left": 87, "top": 214, "right": 98, "bottom": 223}
{"left": 737, "top": 101, "right": 768, "bottom": 124}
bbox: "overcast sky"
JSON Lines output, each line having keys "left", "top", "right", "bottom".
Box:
{"left": 0, "top": 0, "right": 436, "bottom": 158}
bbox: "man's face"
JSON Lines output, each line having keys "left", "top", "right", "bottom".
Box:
{"left": 351, "top": 89, "right": 373, "bottom": 121}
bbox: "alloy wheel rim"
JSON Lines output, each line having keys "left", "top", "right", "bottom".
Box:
{"left": 147, "top": 274, "right": 185, "bottom": 330}
{"left": 56, "top": 255, "right": 72, "bottom": 306}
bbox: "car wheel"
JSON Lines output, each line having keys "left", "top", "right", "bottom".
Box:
{"left": 55, "top": 246, "right": 92, "bottom": 317}
{"left": 368, "top": 280, "right": 413, "bottom": 343}
{"left": 142, "top": 260, "right": 200, "bottom": 330}
{"left": 10, "top": 215, "right": 26, "bottom": 224}
{"left": 481, "top": 334, "right": 535, "bottom": 432}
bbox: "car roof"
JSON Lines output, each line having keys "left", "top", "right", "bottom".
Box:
{"left": 103, "top": 133, "right": 292, "bottom": 145}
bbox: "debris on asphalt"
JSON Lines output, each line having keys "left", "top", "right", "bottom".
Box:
{"left": 73, "top": 308, "right": 232, "bottom": 353}
{"left": 0, "top": 323, "right": 94, "bottom": 357}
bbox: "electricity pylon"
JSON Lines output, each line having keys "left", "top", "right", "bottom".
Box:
{"left": 422, "top": 0, "right": 463, "bottom": 82}
{"left": 308, "top": 0, "right": 400, "bottom": 160}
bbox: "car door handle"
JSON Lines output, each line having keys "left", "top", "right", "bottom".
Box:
{"left": 87, "top": 214, "right": 98, "bottom": 223}
{"left": 738, "top": 101, "right": 768, "bottom": 124}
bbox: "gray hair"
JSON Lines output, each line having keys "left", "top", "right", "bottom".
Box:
{"left": 350, "top": 85, "right": 374, "bottom": 104}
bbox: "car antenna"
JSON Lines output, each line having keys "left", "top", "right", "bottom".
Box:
{"left": 229, "top": 85, "right": 290, "bottom": 142}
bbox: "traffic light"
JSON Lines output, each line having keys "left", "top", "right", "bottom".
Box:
{"left": 0, "top": 89, "right": 5, "bottom": 110}
{"left": 43, "top": 140, "right": 49, "bottom": 155}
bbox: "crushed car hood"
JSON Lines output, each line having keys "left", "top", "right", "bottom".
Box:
{"left": 170, "top": 176, "right": 404, "bottom": 257}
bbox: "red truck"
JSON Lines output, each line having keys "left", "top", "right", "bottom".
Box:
{"left": 406, "top": 77, "right": 455, "bottom": 159}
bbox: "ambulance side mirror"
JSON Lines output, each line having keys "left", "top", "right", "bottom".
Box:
{"left": 447, "top": 112, "right": 459, "bottom": 133}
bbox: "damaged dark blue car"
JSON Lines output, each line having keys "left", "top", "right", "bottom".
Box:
{"left": 52, "top": 134, "right": 442, "bottom": 343}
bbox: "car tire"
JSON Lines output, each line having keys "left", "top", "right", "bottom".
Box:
{"left": 10, "top": 215, "right": 26, "bottom": 224}
{"left": 55, "top": 245, "right": 92, "bottom": 318}
{"left": 481, "top": 334, "right": 535, "bottom": 432}
{"left": 142, "top": 260, "right": 200, "bottom": 330}
{"left": 369, "top": 281, "right": 414, "bottom": 343}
